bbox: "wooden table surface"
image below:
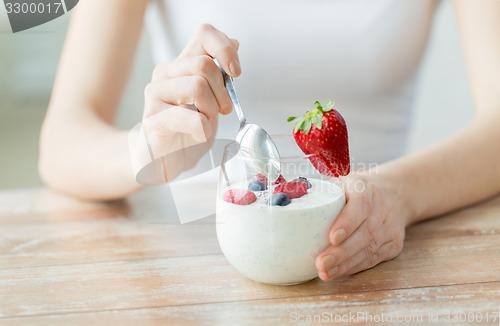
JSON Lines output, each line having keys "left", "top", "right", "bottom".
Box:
{"left": 0, "top": 186, "right": 499, "bottom": 325}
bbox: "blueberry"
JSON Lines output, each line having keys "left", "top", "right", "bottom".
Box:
{"left": 270, "top": 192, "right": 291, "bottom": 206}
{"left": 294, "top": 177, "right": 312, "bottom": 189}
{"left": 248, "top": 181, "right": 267, "bottom": 191}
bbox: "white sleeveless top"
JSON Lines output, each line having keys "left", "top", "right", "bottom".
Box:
{"left": 145, "top": 0, "right": 436, "bottom": 165}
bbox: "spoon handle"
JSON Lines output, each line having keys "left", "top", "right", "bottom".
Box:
{"left": 213, "top": 59, "right": 246, "bottom": 128}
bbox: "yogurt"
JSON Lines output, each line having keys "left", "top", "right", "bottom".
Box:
{"left": 216, "top": 178, "right": 345, "bottom": 285}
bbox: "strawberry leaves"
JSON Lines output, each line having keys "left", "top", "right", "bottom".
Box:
{"left": 288, "top": 99, "right": 335, "bottom": 134}
{"left": 288, "top": 99, "right": 350, "bottom": 177}
{"left": 314, "top": 99, "right": 334, "bottom": 113}
{"left": 312, "top": 114, "right": 322, "bottom": 130}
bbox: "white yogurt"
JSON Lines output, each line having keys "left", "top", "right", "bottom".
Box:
{"left": 216, "top": 178, "right": 345, "bottom": 285}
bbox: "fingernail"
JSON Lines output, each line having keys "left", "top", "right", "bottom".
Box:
{"left": 222, "top": 106, "right": 232, "bottom": 115}
{"left": 322, "top": 255, "right": 336, "bottom": 271}
{"left": 332, "top": 229, "right": 346, "bottom": 245}
{"left": 327, "top": 267, "right": 338, "bottom": 279}
{"left": 229, "top": 60, "right": 240, "bottom": 76}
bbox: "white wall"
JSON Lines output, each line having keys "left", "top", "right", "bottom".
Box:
{"left": 0, "top": 1, "right": 475, "bottom": 188}
{"left": 407, "top": 1, "right": 474, "bottom": 152}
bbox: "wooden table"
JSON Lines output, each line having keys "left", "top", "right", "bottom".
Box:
{"left": 0, "top": 186, "right": 499, "bottom": 325}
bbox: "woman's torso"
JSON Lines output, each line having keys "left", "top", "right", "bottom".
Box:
{"left": 146, "top": 0, "right": 437, "bottom": 165}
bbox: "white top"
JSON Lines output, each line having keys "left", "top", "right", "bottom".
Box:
{"left": 145, "top": 0, "right": 437, "bottom": 165}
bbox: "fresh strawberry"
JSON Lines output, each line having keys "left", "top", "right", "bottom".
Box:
{"left": 273, "top": 180, "right": 308, "bottom": 199}
{"left": 288, "top": 100, "right": 350, "bottom": 177}
{"left": 223, "top": 189, "right": 257, "bottom": 205}
{"left": 273, "top": 174, "right": 287, "bottom": 185}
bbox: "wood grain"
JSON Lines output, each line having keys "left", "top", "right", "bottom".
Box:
{"left": 0, "top": 235, "right": 498, "bottom": 317}
{"left": 2, "top": 283, "right": 498, "bottom": 325}
{"left": 0, "top": 221, "right": 220, "bottom": 268}
{"left": 0, "top": 187, "right": 499, "bottom": 324}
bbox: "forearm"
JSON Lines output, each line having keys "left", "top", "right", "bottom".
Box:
{"left": 37, "top": 0, "right": 148, "bottom": 200}
{"left": 39, "top": 108, "right": 143, "bottom": 201}
{"left": 379, "top": 115, "right": 500, "bottom": 224}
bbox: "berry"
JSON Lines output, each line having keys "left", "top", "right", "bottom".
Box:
{"left": 294, "top": 177, "right": 312, "bottom": 189}
{"left": 270, "top": 193, "right": 291, "bottom": 206}
{"left": 288, "top": 100, "right": 350, "bottom": 177}
{"left": 248, "top": 181, "right": 267, "bottom": 191}
{"left": 255, "top": 173, "right": 269, "bottom": 184}
{"left": 273, "top": 180, "right": 308, "bottom": 199}
{"left": 273, "top": 174, "right": 287, "bottom": 185}
{"left": 223, "top": 189, "right": 257, "bottom": 205}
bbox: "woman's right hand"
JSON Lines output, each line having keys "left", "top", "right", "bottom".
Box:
{"left": 131, "top": 24, "right": 241, "bottom": 183}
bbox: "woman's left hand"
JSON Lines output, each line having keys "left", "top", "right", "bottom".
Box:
{"left": 315, "top": 172, "right": 412, "bottom": 281}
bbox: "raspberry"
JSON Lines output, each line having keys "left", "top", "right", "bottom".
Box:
{"left": 294, "top": 176, "right": 312, "bottom": 189}
{"left": 255, "top": 173, "right": 269, "bottom": 184}
{"left": 273, "top": 180, "right": 308, "bottom": 199}
{"left": 273, "top": 174, "right": 287, "bottom": 185}
{"left": 223, "top": 189, "right": 257, "bottom": 205}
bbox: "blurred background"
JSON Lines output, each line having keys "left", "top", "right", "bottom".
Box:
{"left": 0, "top": 1, "right": 473, "bottom": 189}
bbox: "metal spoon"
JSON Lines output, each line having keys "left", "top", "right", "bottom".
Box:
{"left": 213, "top": 59, "right": 281, "bottom": 182}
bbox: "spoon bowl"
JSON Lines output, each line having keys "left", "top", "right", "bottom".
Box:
{"left": 213, "top": 59, "right": 281, "bottom": 182}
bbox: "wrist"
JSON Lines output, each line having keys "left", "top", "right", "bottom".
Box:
{"left": 368, "top": 164, "right": 419, "bottom": 227}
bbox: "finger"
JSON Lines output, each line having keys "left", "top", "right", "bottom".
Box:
{"left": 316, "top": 217, "right": 387, "bottom": 274}
{"left": 139, "top": 107, "right": 215, "bottom": 181}
{"left": 328, "top": 183, "right": 372, "bottom": 246}
{"left": 144, "top": 106, "right": 214, "bottom": 146}
{"left": 151, "top": 56, "right": 232, "bottom": 114}
{"left": 342, "top": 239, "right": 403, "bottom": 276}
{"left": 144, "top": 76, "right": 220, "bottom": 120}
{"left": 179, "top": 24, "right": 241, "bottom": 77}
{"left": 317, "top": 270, "right": 330, "bottom": 282}
{"left": 318, "top": 247, "right": 379, "bottom": 282}
{"left": 328, "top": 237, "right": 389, "bottom": 279}
{"left": 230, "top": 38, "right": 240, "bottom": 50}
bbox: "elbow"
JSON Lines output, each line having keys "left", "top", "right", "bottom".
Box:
{"left": 38, "top": 153, "right": 130, "bottom": 202}
{"left": 38, "top": 139, "right": 136, "bottom": 202}
{"left": 37, "top": 136, "right": 74, "bottom": 199}
{"left": 38, "top": 113, "right": 139, "bottom": 201}
{"left": 38, "top": 151, "right": 53, "bottom": 191}
{"left": 38, "top": 123, "right": 59, "bottom": 193}
{"left": 37, "top": 129, "right": 96, "bottom": 201}
{"left": 37, "top": 146, "right": 65, "bottom": 197}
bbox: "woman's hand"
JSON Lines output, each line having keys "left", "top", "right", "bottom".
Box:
{"left": 315, "top": 172, "right": 411, "bottom": 281}
{"left": 132, "top": 24, "right": 240, "bottom": 182}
